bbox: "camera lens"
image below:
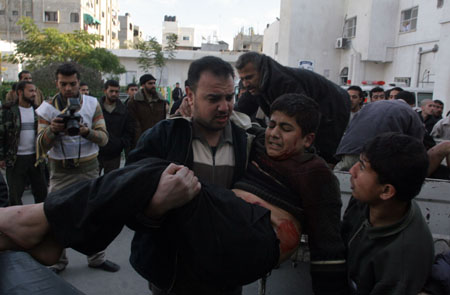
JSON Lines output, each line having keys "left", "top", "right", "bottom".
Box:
{"left": 66, "top": 119, "right": 80, "bottom": 136}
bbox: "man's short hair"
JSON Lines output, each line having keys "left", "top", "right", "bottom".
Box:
{"left": 104, "top": 79, "right": 120, "bottom": 90}
{"left": 420, "top": 99, "right": 433, "bottom": 107}
{"left": 270, "top": 93, "right": 321, "bottom": 136}
{"left": 390, "top": 87, "right": 404, "bottom": 93}
{"left": 55, "top": 63, "right": 80, "bottom": 80}
{"left": 395, "top": 91, "right": 415, "bottom": 105}
{"left": 16, "top": 81, "right": 34, "bottom": 95}
{"left": 369, "top": 87, "right": 385, "bottom": 98}
{"left": 235, "top": 52, "right": 263, "bottom": 70}
{"left": 348, "top": 85, "right": 364, "bottom": 98}
{"left": 80, "top": 82, "right": 88, "bottom": 87}
{"left": 361, "top": 133, "right": 429, "bottom": 202}
{"left": 187, "top": 56, "right": 234, "bottom": 92}
{"left": 434, "top": 99, "right": 444, "bottom": 107}
{"left": 126, "top": 83, "right": 138, "bottom": 90}
{"left": 18, "top": 70, "right": 30, "bottom": 80}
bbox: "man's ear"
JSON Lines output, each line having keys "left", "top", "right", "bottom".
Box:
{"left": 379, "top": 184, "right": 396, "bottom": 201}
{"left": 303, "top": 133, "right": 315, "bottom": 149}
{"left": 186, "top": 86, "right": 194, "bottom": 106}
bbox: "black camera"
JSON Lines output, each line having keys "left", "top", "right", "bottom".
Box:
{"left": 57, "top": 98, "right": 82, "bottom": 136}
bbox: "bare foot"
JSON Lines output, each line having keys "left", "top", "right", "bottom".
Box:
{"left": 0, "top": 203, "right": 49, "bottom": 249}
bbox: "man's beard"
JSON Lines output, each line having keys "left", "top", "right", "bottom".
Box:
{"left": 23, "top": 95, "right": 35, "bottom": 105}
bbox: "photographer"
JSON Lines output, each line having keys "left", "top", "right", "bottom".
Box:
{"left": 35, "top": 63, "right": 119, "bottom": 274}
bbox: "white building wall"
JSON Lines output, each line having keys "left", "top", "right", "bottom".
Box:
{"left": 433, "top": 1, "right": 450, "bottom": 113}
{"left": 111, "top": 49, "right": 242, "bottom": 92}
{"left": 278, "top": 0, "right": 345, "bottom": 83}
{"left": 0, "top": 39, "right": 20, "bottom": 82}
{"left": 262, "top": 20, "right": 280, "bottom": 60}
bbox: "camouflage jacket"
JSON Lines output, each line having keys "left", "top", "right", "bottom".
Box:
{"left": 0, "top": 103, "right": 38, "bottom": 167}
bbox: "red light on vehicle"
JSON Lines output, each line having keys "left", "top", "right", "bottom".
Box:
{"left": 376, "top": 81, "right": 385, "bottom": 85}
{"left": 361, "top": 81, "right": 368, "bottom": 85}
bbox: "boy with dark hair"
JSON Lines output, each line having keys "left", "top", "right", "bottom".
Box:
{"left": 347, "top": 85, "right": 364, "bottom": 121}
{"left": 79, "top": 82, "right": 89, "bottom": 95}
{"left": 0, "top": 93, "right": 347, "bottom": 295}
{"left": 395, "top": 90, "right": 416, "bottom": 107}
{"left": 369, "top": 86, "right": 385, "bottom": 102}
{"left": 387, "top": 87, "right": 404, "bottom": 100}
{"left": 342, "top": 132, "right": 434, "bottom": 294}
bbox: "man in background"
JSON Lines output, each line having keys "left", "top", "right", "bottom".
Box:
{"left": 127, "top": 74, "right": 166, "bottom": 148}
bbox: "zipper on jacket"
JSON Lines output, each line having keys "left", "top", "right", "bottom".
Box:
{"left": 348, "top": 221, "right": 366, "bottom": 247}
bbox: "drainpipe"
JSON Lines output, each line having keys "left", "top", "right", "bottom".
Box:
{"left": 416, "top": 44, "right": 439, "bottom": 87}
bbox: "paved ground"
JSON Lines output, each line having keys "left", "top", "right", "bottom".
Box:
{"left": 19, "top": 189, "right": 313, "bottom": 295}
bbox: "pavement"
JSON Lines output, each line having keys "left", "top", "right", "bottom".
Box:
{"left": 18, "top": 189, "right": 313, "bottom": 295}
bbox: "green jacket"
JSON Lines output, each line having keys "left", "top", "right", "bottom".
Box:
{"left": 0, "top": 103, "right": 38, "bottom": 167}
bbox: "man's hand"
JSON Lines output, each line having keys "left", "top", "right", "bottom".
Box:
{"left": 0, "top": 161, "right": 5, "bottom": 169}
{"left": 176, "top": 98, "right": 192, "bottom": 117}
{"left": 79, "top": 123, "right": 89, "bottom": 137}
{"left": 50, "top": 117, "right": 65, "bottom": 134}
{"left": 145, "top": 164, "right": 201, "bottom": 218}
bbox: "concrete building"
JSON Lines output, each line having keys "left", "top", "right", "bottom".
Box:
{"left": 162, "top": 15, "right": 195, "bottom": 50}
{"left": 233, "top": 29, "right": 263, "bottom": 52}
{"left": 201, "top": 41, "right": 229, "bottom": 52}
{"left": 0, "top": 39, "right": 20, "bottom": 82}
{"left": 111, "top": 49, "right": 242, "bottom": 94}
{"left": 264, "top": 0, "right": 450, "bottom": 109}
{"left": 118, "top": 13, "right": 142, "bottom": 49}
{"left": 0, "top": 0, "right": 120, "bottom": 49}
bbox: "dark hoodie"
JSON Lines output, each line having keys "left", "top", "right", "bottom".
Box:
{"left": 254, "top": 55, "right": 350, "bottom": 164}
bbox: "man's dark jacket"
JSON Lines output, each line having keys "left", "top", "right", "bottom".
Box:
{"left": 98, "top": 97, "right": 134, "bottom": 161}
{"left": 254, "top": 55, "right": 350, "bottom": 163}
{"left": 126, "top": 117, "right": 252, "bottom": 291}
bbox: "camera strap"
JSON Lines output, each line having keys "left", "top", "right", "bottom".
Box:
{"left": 60, "top": 136, "right": 82, "bottom": 168}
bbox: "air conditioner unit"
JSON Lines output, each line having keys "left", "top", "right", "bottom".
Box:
{"left": 335, "top": 37, "right": 348, "bottom": 49}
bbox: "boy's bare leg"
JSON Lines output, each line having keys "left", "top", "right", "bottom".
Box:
{"left": 0, "top": 203, "right": 49, "bottom": 250}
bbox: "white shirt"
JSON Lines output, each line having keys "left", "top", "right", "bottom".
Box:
{"left": 17, "top": 106, "right": 36, "bottom": 155}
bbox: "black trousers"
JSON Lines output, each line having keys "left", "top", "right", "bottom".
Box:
{"left": 6, "top": 154, "right": 47, "bottom": 205}
{"left": 44, "top": 158, "right": 279, "bottom": 292}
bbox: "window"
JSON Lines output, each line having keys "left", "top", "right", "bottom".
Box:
{"left": 183, "top": 36, "right": 190, "bottom": 41}
{"left": 112, "top": 32, "right": 116, "bottom": 39}
{"left": 45, "top": 11, "right": 58, "bottom": 22}
{"left": 26, "top": 11, "right": 32, "bottom": 17}
{"left": 343, "top": 17, "right": 357, "bottom": 38}
{"left": 340, "top": 67, "right": 349, "bottom": 85}
{"left": 437, "top": 0, "right": 444, "bottom": 8}
{"left": 394, "top": 77, "right": 411, "bottom": 87}
{"left": 275, "top": 42, "right": 278, "bottom": 55}
{"left": 400, "top": 6, "right": 418, "bottom": 33}
{"left": 70, "top": 12, "right": 79, "bottom": 23}
{"left": 102, "top": 11, "right": 105, "bottom": 18}
{"left": 129, "top": 23, "right": 132, "bottom": 30}
{"left": 0, "top": 10, "right": 5, "bottom": 15}
{"left": 12, "top": 10, "right": 18, "bottom": 16}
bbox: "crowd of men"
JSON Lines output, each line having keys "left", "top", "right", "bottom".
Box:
{"left": 0, "top": 52, "right": 448, "bottom": 295}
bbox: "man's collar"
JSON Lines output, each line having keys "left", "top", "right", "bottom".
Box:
{"left": 192, "top": 120, "right": 233, "bottom": 146}
{"left": 365, "top": 201, "right": 415, "bottom": 239}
